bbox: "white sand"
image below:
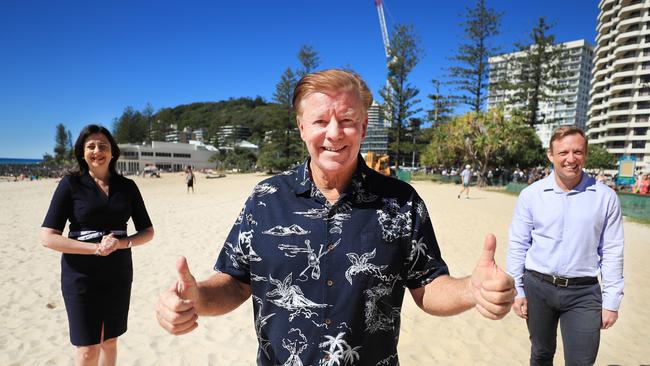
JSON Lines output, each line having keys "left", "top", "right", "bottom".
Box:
{"left": 0, "top": 173, "right": 648, "bottom": 365}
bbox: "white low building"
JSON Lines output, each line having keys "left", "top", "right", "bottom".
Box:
{"left": 116, "top": 140, "right": 219, "bottom": 174}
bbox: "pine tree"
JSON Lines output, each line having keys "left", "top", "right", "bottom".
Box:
{"left": 448, "top": 0, "right": 502, "bottom": 113}
{"left": 427, "top": 79, "right": 457, "bottom": 126}
{"left": 297, "top": 45, "right": 320, "bottom": 78}
{"left": 503, "top": 17, "right": 570, "bottom": 127}
{"left": 379, "top": 24, "right": 422, "bottom": 172}
{"left": 53, "top": 123, "right": 71, "bottom": 164}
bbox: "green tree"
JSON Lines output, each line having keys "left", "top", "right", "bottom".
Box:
{"left": 53, "top": 123, "right": 72, "bottom": 164}
{"left": 217, "top": 147, "right": 257, "bottom": 172}
{"left": 585, "top": 145, "right": 617, "bottom": 171}
{"left": 422, "top": 109, "right": 545, "bottom": 185}
{"left": 379, "top": 24, "right": 422, "bottom": 171}
{"left": 427, "top": 79, "right": 457, "bottom": 126}
{"left": 502, "top": 17, "right": 569, "bottom": 127}
{"left": 448, "top": 0, "right": 502, "bottom": 113}
{"left": 113, "top": 106, "right": 148, "bottom": 143}
{"left": 297, "top": 44, "right": 320, "bottom": 77}
{"left": 258, "top": 68, "right": 303, "bottom": 172}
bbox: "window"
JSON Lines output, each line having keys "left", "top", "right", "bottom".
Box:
{"left": 155, "top": 152, "right": 172, "bottom": 157}
{"left": 122, "top": 151, "right": 138, "bottom": 160}
{"left": 632, "top": 141, "right": 646, "bottom": 149}
{"left": 141, "top": 151, "right": 153, "bottom": 157}
{"left": 173, "top": 153, "right": 191, "bottom": 158}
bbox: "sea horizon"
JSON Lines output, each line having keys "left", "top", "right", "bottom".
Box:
{"left": 0, "top": 157, "right": 43, "bottom": 165}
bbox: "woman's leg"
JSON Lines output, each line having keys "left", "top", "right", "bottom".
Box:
{"left": 99, "top": 337, "right": 118, "bottom": 366}
{"left": 75, "top": 344, "right": 100, "bottom": 366}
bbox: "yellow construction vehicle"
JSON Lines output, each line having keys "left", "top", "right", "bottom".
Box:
{"left": 364, "top": 151, "right": 390, "bottom": 176}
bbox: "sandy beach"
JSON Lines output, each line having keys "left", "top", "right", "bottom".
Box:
{"left": 0, "top": 173, "right": 648, "bottom": 365}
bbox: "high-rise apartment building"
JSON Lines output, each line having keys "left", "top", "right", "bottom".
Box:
{"left": 361, "top": 101, "right": 389, "bottom": 155}
{"left": 588, "top": 0, "right": 650, "bottom": 173}
{"left": 488, "top": 40, "right": 594, "bottom": 148}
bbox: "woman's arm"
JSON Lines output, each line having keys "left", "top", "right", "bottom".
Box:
{"left": 117, "top": 226, "right": 154, "bottom": 249}
{"left": 40, "top": 227, "right": 99, "bottom": 255}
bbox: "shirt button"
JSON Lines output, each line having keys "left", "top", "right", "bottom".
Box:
{"left": 326, "top": 279, "right": 333, "bottom": 287}
{"left": 328, "top": 243, "right": 335, "bottom": 251}
{"left": 325, "top": 318, "right": 331, "bottom": 325}
{"left": 324, "top": 354, "right": 331, "bottom": 361}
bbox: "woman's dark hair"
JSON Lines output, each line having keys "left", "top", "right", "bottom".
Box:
{"left": 72, "top": 124, "right": 121, "bottom": 176}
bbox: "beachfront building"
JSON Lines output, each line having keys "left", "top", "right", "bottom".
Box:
{"left": 116, "top": 140, "right": 219, "bottom": 174}
{"left": 587, "top": 0, "right": 650, "bottom": 173}
{"left": 361, "top": 101, "right": 389, "bottom": 155}
{"left": 216, "top": 125, "right": 252, "bottom": 147}
{"left": 488, "top": 39, "right": 594, "bottom": 148}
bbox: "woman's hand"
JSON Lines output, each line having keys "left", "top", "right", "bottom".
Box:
{"left": 98, "top": 233, "right": 120, "bottom": 256}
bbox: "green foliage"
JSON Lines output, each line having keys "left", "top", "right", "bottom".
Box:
{"left": 586, "top": 145, "right": 617, "bottom": 170}
{"left": 426, "top": 79, "right": 457, "bottom": 126}
{"left": 421, "top": 109, "right": 545, "bottom": 185}
{"left": 53, "top": 123, "right": 73, "bottom": 164}
{"left": 257, "top": 68, "right": 304, "bottom": 173}
{"left": 448, "top": 0, "right": 502, "bottom": 113}
{"left": 379, "top": 24, "right": 422, "bottom": 171}
{"left": 499, "top": 18, "right": 570, "bottom": 127}
{"left": 297, "top": 45, "right": 320, "bottom": 78}
{"left": 112, "top": 106, "right": 149, "bottom": 143}
{"left": 216, "top": 147, "right": 257, "bottom": 172}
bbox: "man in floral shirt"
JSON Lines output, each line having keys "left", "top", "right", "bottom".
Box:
{"left": 156, "top": 69, "right": 516, "bottom": 365}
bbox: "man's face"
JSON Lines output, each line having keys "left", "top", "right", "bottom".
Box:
{"left": 297, "top": 90, "right": 367, "bottom": 178}
{"left": 547, "top": 133, "right": 587, "bottom": 187}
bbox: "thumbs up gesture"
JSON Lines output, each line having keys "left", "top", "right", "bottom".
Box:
{"left": 156, "top": 256, "right": 200, "bottom": 335}
{"left": 470, "top": 234, "right": 516, "bottom": 320}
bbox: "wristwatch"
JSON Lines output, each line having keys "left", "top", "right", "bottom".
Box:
{"left": 127, "top": 240, "right": 133, "bottom": 248}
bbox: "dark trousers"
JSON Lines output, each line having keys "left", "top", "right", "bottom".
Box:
{"left": 523, "top": 271, "right": 602, "bottom": 366}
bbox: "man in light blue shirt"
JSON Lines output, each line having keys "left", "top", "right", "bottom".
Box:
{"left": 507, "top": 126, "right": 624, "bottom": 366}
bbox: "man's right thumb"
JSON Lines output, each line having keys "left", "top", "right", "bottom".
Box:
{"left": 176, "top": 256, "right": 194, "bottom": 293}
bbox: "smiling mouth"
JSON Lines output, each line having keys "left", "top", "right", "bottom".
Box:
{"left": 322, "top": 146, "right": 346, "bottom": 152}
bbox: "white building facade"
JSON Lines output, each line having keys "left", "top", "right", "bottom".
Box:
{"left": 116, "top": 141, "right": 218, "bottom": 174}
{"left": 588, "top": 0, "right": 650, "bottom": 173}
{"left": 488, "top": 39, "right": 594, "bottom": 148}
{"left": 360, "top": 101, "right": 390, "bottom": 155}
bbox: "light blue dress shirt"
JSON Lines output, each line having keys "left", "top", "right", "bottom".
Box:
{"left": 507, "top": 172, "right": 625, "bottom": 311}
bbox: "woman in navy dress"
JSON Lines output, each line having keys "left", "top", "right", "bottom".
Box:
{"left": 41, "top": 124, "right": 154, "bottom": 366}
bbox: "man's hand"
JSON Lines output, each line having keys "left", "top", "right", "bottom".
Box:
{"left": 470, "top": 234, "right": 516, "bottom": 320}
{"left": 156, "top": 256, "right": 200, "bottom": 335}
{"left": 512, "top": 297, "right": 528, "bottom": 319}
{"left": 601, "top": 309, "right": 618, "bottom": 329}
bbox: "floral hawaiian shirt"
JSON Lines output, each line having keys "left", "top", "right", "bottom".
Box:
{"left": 215, "top": 156, "right": 449, "bottom": 366}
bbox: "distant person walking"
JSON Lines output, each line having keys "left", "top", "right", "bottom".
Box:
{"left": 41, "top": 124, "right": 154, "bottom": 366}
{"left": 458, "top": 164, "right": 472, "bottom": 199}
{"left": 185, "top": 167, "right": 195, "bottom": 193}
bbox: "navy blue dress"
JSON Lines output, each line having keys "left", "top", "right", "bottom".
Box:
{"left": 42, "top": 172, "right": 152, "bottom": 346}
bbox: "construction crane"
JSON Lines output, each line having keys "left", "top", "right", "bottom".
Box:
{"left": 375, "top": 0, "right": 391, "bottom": 60}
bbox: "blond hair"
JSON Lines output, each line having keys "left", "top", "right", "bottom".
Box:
{"left": 292, "top": 69, "right": 373, "bottom": 116}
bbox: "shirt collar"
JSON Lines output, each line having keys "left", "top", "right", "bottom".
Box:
{"left": 542, "top": 171, "right": 596, "bottom": 194}
{"left": 292, "top": 155, "right": 370, "bottom": 199}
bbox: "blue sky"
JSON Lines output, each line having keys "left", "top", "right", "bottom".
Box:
{"left": 0, "top": 0, "right": 599, "bottom": 159}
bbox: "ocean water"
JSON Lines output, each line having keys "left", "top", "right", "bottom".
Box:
{"left": 0, "top": 158, "right": 43, "bottom": 165}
